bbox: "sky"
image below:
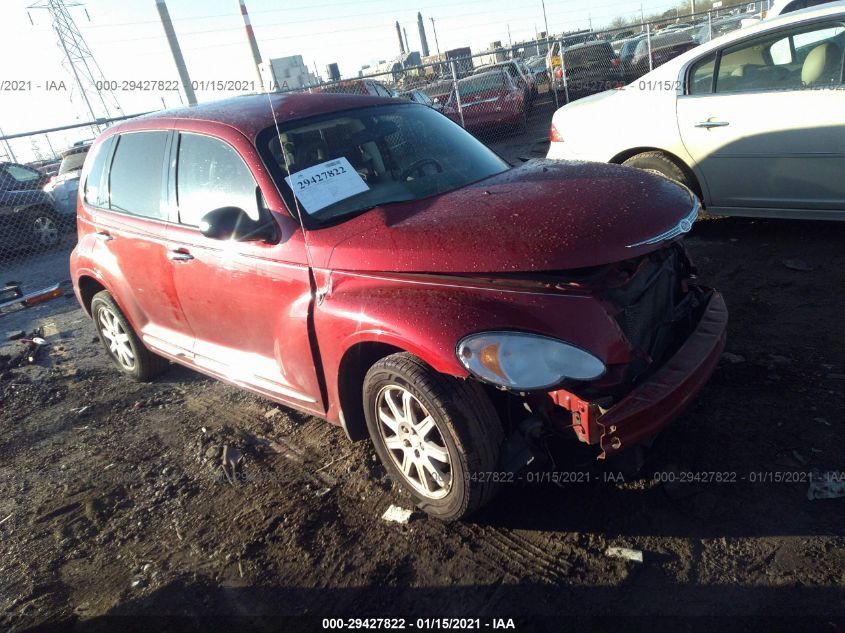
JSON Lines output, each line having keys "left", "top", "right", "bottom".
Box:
{"left": 0, "top": 0, "right": 684, "bottom": 156}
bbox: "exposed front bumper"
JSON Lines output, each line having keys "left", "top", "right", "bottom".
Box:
{"left": 548, "top": 290, "right": 728, "bottom": 458}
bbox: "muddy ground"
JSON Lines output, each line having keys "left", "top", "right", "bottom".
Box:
{"left": 1, "top": 103, "right": 844, "bottom": 631}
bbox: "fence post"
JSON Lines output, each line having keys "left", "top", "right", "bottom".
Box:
{"left": 646, "top": 23, "right": 653, "bottom": 73}
{"left": 449, "top": 59, "right": 465, "bottom": 128}
{"left": 0, "top": 126, "right": 17, "bottom": 162}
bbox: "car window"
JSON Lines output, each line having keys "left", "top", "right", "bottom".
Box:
{"left": 176, "top": 132, "right": 259, "bottom": 226}
{"left": 256, "top": 103, "right": 508, "bottom": 227}
{"left": 688, "top": 53, "right": 718, "bottom": 94}
{"left": 109, "top": 131, "right": 169, "bottom": 219}
{"left": 82, "top": 136, "right": 115, "bottom": 207}
{"left": 456, "top": 72, "right": 509, "bottom": 97}
{"left": 5, "top": 164, "right": 41, "bottom": 183}
{"left": 713, "top": 21, "right": 844, "bottom": 93}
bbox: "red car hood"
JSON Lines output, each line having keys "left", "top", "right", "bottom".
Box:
{"left": 307, "top": 159, "right": 697, "bottom": 274}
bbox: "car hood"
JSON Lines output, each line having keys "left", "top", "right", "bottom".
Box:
{"left": 308, "top": 158, "right": 697, "bottom": 274}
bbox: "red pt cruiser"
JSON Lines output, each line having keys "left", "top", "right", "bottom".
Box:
{"left": 71, "top": 94, "right": 727, "bottom": 520}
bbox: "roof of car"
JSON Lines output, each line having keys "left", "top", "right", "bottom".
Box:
{"left": 111, "top": 92, "right": 398, "bottom": 139}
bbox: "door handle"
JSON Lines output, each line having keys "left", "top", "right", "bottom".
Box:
{"left": 94, "top": 231, "right": 113, "bottom": 241}
{"left": 695, "top": 120, "right": 730, "bottom": 129}
{"left": 167, "top": 249, "right": 194, "bottom": 262}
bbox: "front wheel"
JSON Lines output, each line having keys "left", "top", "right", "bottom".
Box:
{"left": 363, "top": 353, "right": 504, "bottom": 521}
{"left": 622, "top": 151, "right": 698, "bottom": 196}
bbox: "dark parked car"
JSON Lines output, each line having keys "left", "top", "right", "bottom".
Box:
{"left": 44, "top": 143, "right": 91, "bottom": 218}
{"left": 547, "top": 40, "right": 625, "bottom": 100}
{"left": 71, "top": 93, "right": 726, "bottom": 520}
{"left": 0, "top": 162, "right": 62, "bottom": 254}
{"left": 442, "top": 70, "right": 527, "bottom": 133}
{"left": 627, "top": 32, "right": 699, "bottom": 80}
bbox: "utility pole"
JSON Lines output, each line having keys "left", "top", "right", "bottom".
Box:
{"left": 430, "top": 17, "right": 440, "bottom": 54}
{"left": 541, "top": 0, "right": 550, "bottom": 36}
{"left": 507, "top": 23, "right": 512, "bottom": 47}
{"left": 238, "top": 0, "right": 265, "bottom": 92}
{"left": 154, "top": 0, "right": 197, "bottom": 106}
{"left": 27, "top": 0, "right": 122, "bottom": 125}
{"left": 691, "top": 0, "right": 695, "bottom": 17}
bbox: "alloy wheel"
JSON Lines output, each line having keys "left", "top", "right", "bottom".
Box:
{"left": 32, "top": 215, "right": 60, "bottom": 247}
{"left": 375, "top": 385, "right": 453, "bottom": 499}
{"left": 98, "top": 306, "right": 136, "bottom": 371}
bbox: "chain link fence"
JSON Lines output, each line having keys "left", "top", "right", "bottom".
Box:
{"left": 1, "top": 2, "right": 769, "bottom": 301}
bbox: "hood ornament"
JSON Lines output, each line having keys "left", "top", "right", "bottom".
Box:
{"left": 626, "top": 198, "right": 700, "bottom": 249}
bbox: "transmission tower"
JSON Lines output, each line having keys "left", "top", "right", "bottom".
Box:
{"left": 28, "top": 0, "right": 122, "bottom": 125}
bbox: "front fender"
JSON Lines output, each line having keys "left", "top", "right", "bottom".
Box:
{"left": 313, "top": 269, "right": 630, "bottom": 425}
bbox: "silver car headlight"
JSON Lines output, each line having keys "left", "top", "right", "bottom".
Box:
{"left": 456, "top": 331, "right": 606, "bottom": 391}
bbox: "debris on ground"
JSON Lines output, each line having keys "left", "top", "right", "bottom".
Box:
{"left": 381, "top": 505, "right": 414, "bottom": 524}
{"left": 782, "top": 258, "right": 814, "bottom": 272}
{"left": 221, "top": 444, "right": 244, "bottom": 484}
{"left": 5, "top": 330, "right": 25, "bottom": 341}
{"left": 807, "top": 472, "right": 845, "bottom": 500}
{"left": 721, "top": 352, "right": 746, "bottom": 364}
{"left": 606, "top": 547, "right": 644, "bottom": 563}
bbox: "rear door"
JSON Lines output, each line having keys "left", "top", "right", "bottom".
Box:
{"left": 164, "top": 129, "right": 323, "bottom": 412}
{"left": 677, "top": 19, "right": 845, "bottom": 214}
{"left": 87, "top": 129, "right": 196, "bottom": 356}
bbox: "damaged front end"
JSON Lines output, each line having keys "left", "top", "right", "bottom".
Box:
{"left": 490, "top": 242, "right": 727, "bottom": 467}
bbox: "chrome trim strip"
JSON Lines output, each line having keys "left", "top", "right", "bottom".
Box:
{"left": 626, "top": 199, "right": 700, "bottom": 248}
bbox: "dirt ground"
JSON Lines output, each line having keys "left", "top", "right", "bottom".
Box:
{"left": 1, "top": 108, "right": 844, "bottom": 630}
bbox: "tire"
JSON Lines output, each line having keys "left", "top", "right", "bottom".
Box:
{"left": 622, "top": 151, "right": 697, "bottom": 195}
{"left": 363, "top": 352, "right": 504, "bottom": 521}
{"left": 28, "top": 207, "right": 62, "bottom": 249}
{"left": 90, "top": 290, "right": 170, "bottom": 381}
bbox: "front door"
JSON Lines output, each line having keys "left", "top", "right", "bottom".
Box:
{"left": 164, "top": 130, "right": 323, "bottom": 413}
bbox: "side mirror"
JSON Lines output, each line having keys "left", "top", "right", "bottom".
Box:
{"left": 199, "top": 207, "right": 276, "bottom": 242}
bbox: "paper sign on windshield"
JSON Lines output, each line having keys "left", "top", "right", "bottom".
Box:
{"left": 284, "top": 157, "right": 369, "bottom": 214}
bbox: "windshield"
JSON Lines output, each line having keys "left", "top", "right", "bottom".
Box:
{"left": 458, "top": 72, "right": 510, "bottom": 96}
{"left": 257, "top": 103, "right": 509, "bottom": 228}
{"left": 59, "top": 148, "right": 89, "bottom": 175}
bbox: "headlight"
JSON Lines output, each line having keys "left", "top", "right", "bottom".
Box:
{"left": 456, "top": 331, "right": 606, "bottom": 391}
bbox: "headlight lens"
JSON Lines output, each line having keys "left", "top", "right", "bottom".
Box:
{"left": 456, "top": 331, "right": 606, "bottom": 391}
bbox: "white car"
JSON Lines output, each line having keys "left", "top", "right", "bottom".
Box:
{"left": 547, "top": 2, "right": 845, "bottom": 220}
{"left": 766, "top": 0, "right": 839, "bottom": 19}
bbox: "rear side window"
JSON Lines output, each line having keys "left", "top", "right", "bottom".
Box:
{"left": 82, "top": 136, "right": 116, "bottom": 208}
{"left": 109, "top": 131, "right": 169, "bottom": 219}
{"left": 688, "top": 53, "right": 717, "bottom": 94}
{"left": 176, "top": 133, "right": 258, "bottom": 226}
{"left": 6, "top": 164, "right": 41, "bottom": 183}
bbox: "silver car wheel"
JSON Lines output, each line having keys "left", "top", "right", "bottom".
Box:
{"left": 32, "top": 215, "right": 60, "bottom": 247}
{"left": 98, "top": 306, "right": 136, "bottom": 370}
{"left": 375, "top": 385, "right": 452, "bottom": 500}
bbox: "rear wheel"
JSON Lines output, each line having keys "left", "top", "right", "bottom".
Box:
{"left": 363, "top": 352, "right": 504, "bottom": 521}
{"left": 91, "top": 291, "right": 170, "bottom": 381}
{"left": 622, "top": 151, "right": 698, "bottom": 197}
{"left": 29, "top": 207, "right": 61, "bottom": 249}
